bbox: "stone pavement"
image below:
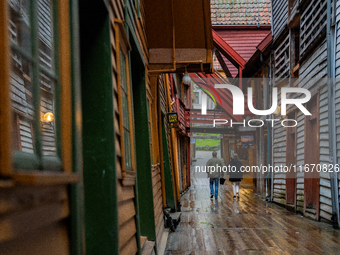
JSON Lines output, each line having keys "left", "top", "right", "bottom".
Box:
{"left": 165, "top": 151, "right": 340, "bottom": 254}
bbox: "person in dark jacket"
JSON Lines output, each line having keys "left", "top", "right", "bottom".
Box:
{"left": 227, "top": 153, "right": 243, "bottom": 199}
{"left": 206, "top": 151, "right": 223, "bottom": 199}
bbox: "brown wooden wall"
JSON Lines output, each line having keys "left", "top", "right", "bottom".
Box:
{"left": 110, "top": 0, "right": 162, "bottom": 253}
{"left": 110, "top": 1, "right": 137, "bottom": 254}
{"left": 152, "top": 164, "right": 165, "bottom": 251}
{"left": 0, "top": 185, "right": 70, "bottom": 255}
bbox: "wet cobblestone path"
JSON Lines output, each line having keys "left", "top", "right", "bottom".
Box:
{"left": 165, "top": 151, "right": 340, "bottom": 254}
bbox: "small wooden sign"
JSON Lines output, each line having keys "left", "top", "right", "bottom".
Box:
{"left": 167, "top": 113, "right": 178, "bottom": 124}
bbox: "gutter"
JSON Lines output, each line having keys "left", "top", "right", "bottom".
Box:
{"left": 327, "top": 0, "right": 339, "bottom": 229}
{"left": 260, "top": 52, "right": 272, "bottom": 201}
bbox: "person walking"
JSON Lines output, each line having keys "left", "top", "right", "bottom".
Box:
{"left": 206, "top": 151, "right": 223, "bottom": 199}
{"left": 227, "top": 153, "right": 243, "bottom": 200}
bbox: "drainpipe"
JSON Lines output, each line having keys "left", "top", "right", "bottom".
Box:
{"left": 327, "top": 0, "right": 339, "bottom": 229}
{"left": 260, "top": 52, "right": 272, "bottom": 201}
{"left": 270, "top": 49, "right": 274, "bottom": 202}
{"left": 334, "top": 5, "right": 340, "bottom": 230}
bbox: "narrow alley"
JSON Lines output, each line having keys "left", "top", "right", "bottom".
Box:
{"left": 165, "top": 151, "right": 340, "bottom": 254}
{"left": 3, "top": 0, "right": 340, "bottom": 254}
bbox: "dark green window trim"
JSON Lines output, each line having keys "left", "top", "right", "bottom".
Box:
{"left": 137, "top": 0, "right": 140, "bottom": 18}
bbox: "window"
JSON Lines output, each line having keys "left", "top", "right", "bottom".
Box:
{"left": 194, "top": 92, "right": 199, "bottom": 104}
{"left": 115, "top": 19, "right": 136, "bottom": 185}
{"left": 147, "top": 94, "right": 153, "bottom": 164}
{"left": 0, "top": 0, "right": 78, "bottom": 183}
{"left": 119, "top": 49, "right": 132, "bottom": 170}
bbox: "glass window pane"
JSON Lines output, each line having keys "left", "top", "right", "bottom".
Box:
{"left": 38, "top": 0, "right": 54, "bottom": 70}
{"left": 9, "top": 0, "right": 36, "bottom": 154}
{"left": 38, "top": 0, "right": 58, "bottom": 157}
{"left": 147, "top": 99, "right": 153, "bottom": 161}
{"left": 195, "top": 92, "right": 199, "bottom": 104}
{"left": 40, "top": 74, "right": 57, "bottom": 156}
{"left": 120, "top": 48, "right": 132, "bottom": 169}
{"left": 124, "top": 130, "right": 132, "bottom": 169}
{"left": 122, "top": 90, "right": 130, "bottom": 129}
{"left": 9, "top": 0, "right": 31, "bottom": 51}
{"left": 120, "top": 49, "right": 127, "bottom": 91}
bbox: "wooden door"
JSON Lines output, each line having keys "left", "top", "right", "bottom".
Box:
{"left": 286, "top": 112, "right": 297, "bottom": 205}
{"left": 304, "top": 95, "right": 320, "bottom": 217}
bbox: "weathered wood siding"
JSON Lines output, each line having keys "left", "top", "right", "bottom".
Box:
{"left": 295, "top": 110, "right": 305, "bottom": 212}
{"left": 0, "top": 186, "right": 71, "bottom": 255}
{"left": 300, "top": 0, "right": 327, "bottom": 58}
{"left": 334, "top": 0, "right": 340, "bottom": 214}
{"left": 272, "top": 0, "right": 333, "bottom": 222}
{"left": 274, "top": 40, "right": 330, "bottom": 219}
{"left": 273, "top": 88, "right": 287, "bottom": 204}
{"left": 152, "top": 164, "right": 165, "bottom": 252}
{"left": 336, "top": 0, "right": 340, "bottom": 79}
{"left": 159, "top": 74, "right": 173, "bottom": 177}
{"left": 274, "top": 34, "right": 290, "bottom": 82}
{"left": 271, "top": 0, "right": 288, "bottom": 40}
{"left": 110, "top": 1, "right": 137, "bottom": 254}
{"left": 299, "top": 40, "right": 331, "bottom": 221}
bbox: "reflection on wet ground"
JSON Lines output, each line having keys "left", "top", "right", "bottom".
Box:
{"left": 165, "top": 151, "right": 340, "bottom": 254}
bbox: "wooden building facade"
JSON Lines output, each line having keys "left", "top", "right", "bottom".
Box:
{"left": 271, "top": 0, "right": 340, "bottom": 225}
{"left": 0, "top": 0, "right": 213, "bottom": 254}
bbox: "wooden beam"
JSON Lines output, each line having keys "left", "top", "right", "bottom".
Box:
{"left": 59, "top": 0, "right": 72, "bottom": 173}
{"left": 149, "top": 48, "right": 207, "bottom": 64}
{"left": 13, "top": 171, "right": 79, "bottom": 185}
{"left": 148, "top": 63, "right": 212, "bottom": 74}
{"left": 239, "top": 67, "right": 243, "bottom": 91}
{"left": 215, "top": 49, "right": 232, "bottom": 78}
{"left": 0, "top": 0, "right": 12, "bottom": 176}
{"left": 212, "top": 30, "right": 246, "bottom": 68}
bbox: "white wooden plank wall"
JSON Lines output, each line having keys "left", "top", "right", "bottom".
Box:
{"left": 152, "top": 165, "right": 165, "bottom": 252}
{"left": 273, "top": 87, "right": 287, "bottom": 204}
{"left": 274, "top": 35, "right": 290, "bottom": 81}
{"left": 272, "top": 35, "right": 333, "bottom": 221}
{"left": 300, "top": 0, "right": 327, "bottom": 58}
{"left": 299, "top": 40, "right": 332, "bottom": 221}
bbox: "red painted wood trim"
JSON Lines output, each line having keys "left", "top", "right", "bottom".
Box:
{"left": 257, "top": 31, "right": 273, "bottom": 52}
{"left": 187, "top": 139, "right": 190, "bottom": 187}
{"left": 212, "top": 30, "right": 246, "bottom": 68}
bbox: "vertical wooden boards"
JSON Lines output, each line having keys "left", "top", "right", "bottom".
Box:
{"left": 286, "top": 112, "right": 297, "bottom": 206}
{"left": 304, "top": 95, "right": 320, "bottom": 219}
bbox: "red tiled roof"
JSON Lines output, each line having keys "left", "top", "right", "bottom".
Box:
{"left": 213, "top": 28, "right": 271, "bottom": 77}
{"left": 211, "top": 0, "right": 271, "bottom": 26}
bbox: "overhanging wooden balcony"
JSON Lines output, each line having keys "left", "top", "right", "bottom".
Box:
{"left": 145, "top": 0, "right": 213, "bottom": 74}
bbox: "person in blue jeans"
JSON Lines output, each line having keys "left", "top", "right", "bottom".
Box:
{"left": 206, "top": 151, "right": 224, "bottom": 199}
